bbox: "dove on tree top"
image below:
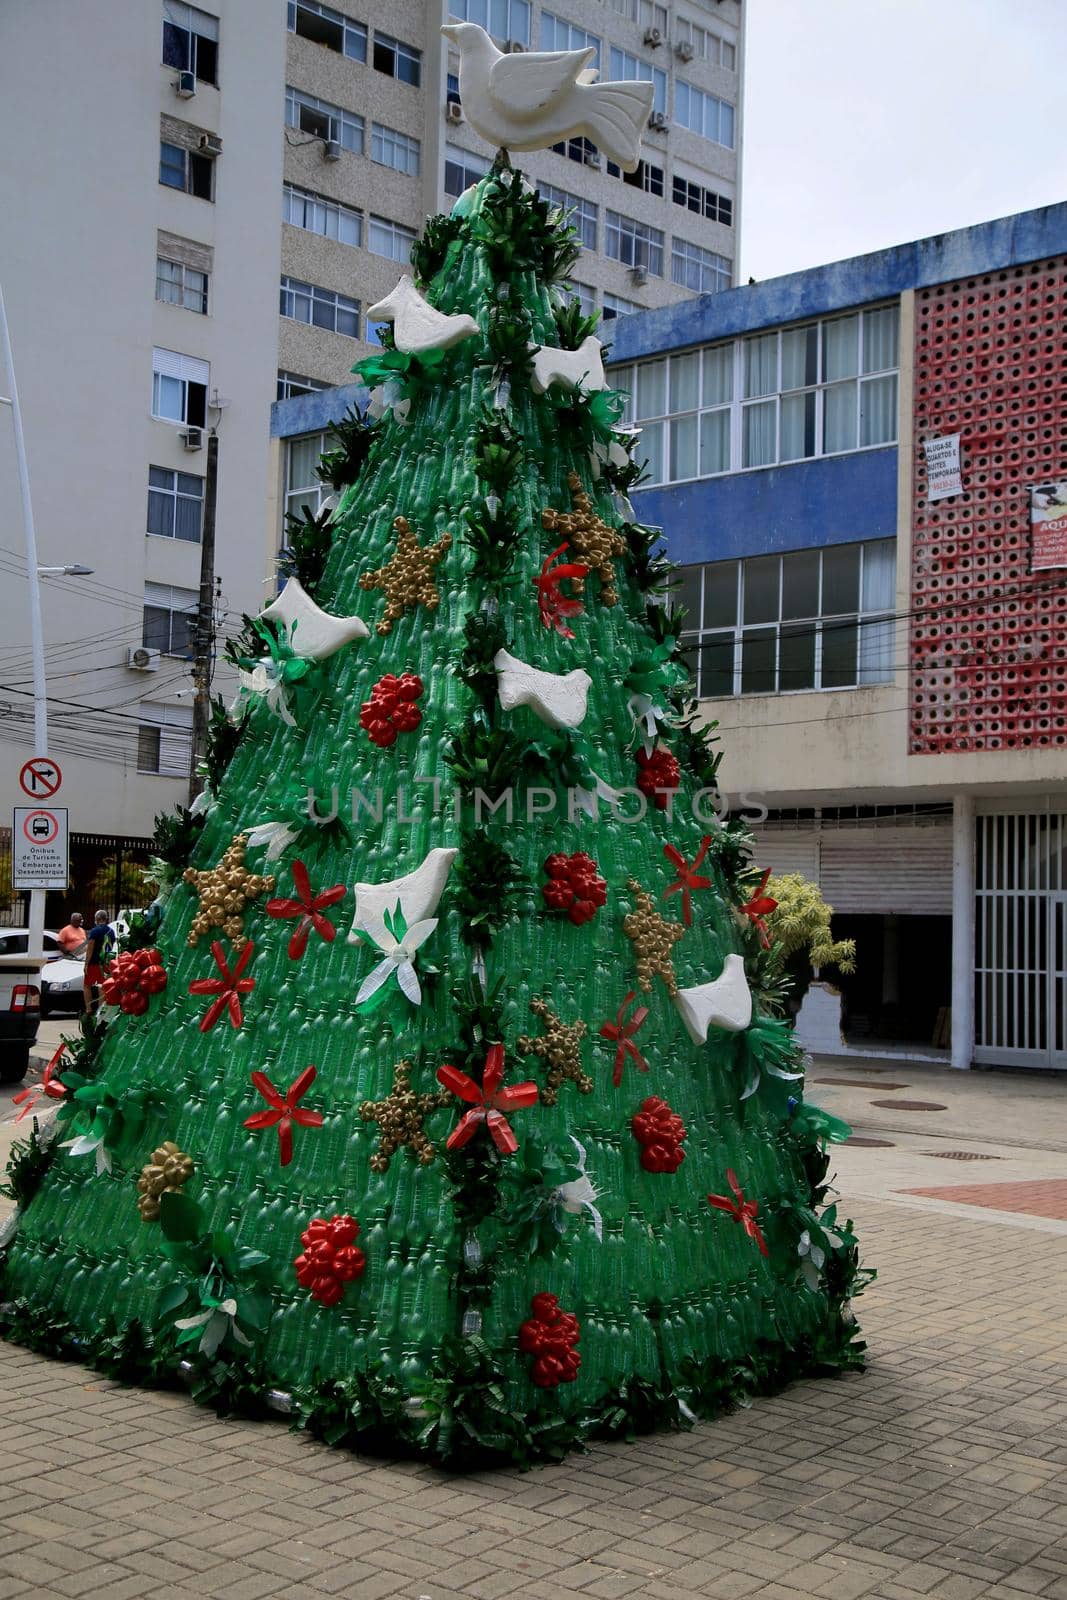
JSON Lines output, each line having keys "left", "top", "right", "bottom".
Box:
{"left": 0, "top": 154, "right": 869, "bottom": 1468}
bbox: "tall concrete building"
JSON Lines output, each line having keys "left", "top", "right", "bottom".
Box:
{"left": 0, "top": 0, "right": 744, "bottom": 912}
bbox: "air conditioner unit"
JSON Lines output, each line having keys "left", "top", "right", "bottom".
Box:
{"left": 630, "top": 264, "right": 649, "bottom": 287}
{"left": 175, "top": 70, "right": 196, "bottom": 97}
{"left": 127, "top": 647, "right": 160, "bottom": 672}
{"left": 675, "top": 39, "right": 695, "bottom": 61}
{"left": 505, "top": 39, "right": 525, "bottom": 52}
{"left": 583, "top": 150, "right": 602, "bottom": 169}
{"left": 180, "top": 426, "right": 203, "bottom": 451}
{"left": 198, "top": 131, "right": 222, "bottom": 155}
{"left": 445, "top": 100, "right": 464, "bottom": 123}
{"left": 648, "top": 110, "right": 668, "bottom": 131}
{"left": 322, "top": 137, "right": 341, "bottom": 160}
{"left": 643, "top": 26, "right": 663, "bottom": 47}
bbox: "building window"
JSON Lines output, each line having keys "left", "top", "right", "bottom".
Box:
{"left": 672, "top": 174, "right": 732, "bottom": 226}
{"left": 602, "top": 291, "right": 641, "bottom": 320}
{"left": 162, "top": 2, "right": 218, "bottom": 84}
{"left": 550, "top": 135, "right": 599, "bottom": 167}
{"left": 159, "top": 140, "right": 213, "bottom": 199}
{"left": 279, "top": 277, "right": 360, "bottom": 338}
{"left": 370, "top": 123, "right": 420, "bottom": 177}
{"left": 541, "top": 12, "right": 599, "bottom": 63}
{"left": 675, "top": 80, "right": 735, "bottom": 148}
{"left": 147, "top": 466, "right": 203, "bottom": 542}
{"left": 674, "top": 16, "right": 736, "bottom": 71}
{"left": 444, "top": 143, "right": 491, "bottom": 197}
{"left": 137, "top": 702, "right": 194, "bottom": 776}
{"left": 448, "top": 0, "right": 530, "bottom": 47}
{"left": 155, "top": 257, "right": 209, "bottom": 313}
{"left": 616, "top": 304, "right": 900, "bottom": 484}
{"left": 606, "top": 0, "right": 667, "bottom": 31}
{"left": 565, "top": 282, "right": 598, "bottom": 318}
{"left": 277, "top": 370, "right": 329, "bottom": 400}
{"left": 605, "top": 210, "right": 664, "bottom": 276}
{"left": 537, "top": 182, "right": 597, "bottom": 251}
{"left": 143, "top": 584, "right": 199, "bottom": 658}
{"left": 282, "top": 183, "right": 362, "bottom": 245}
{"left": 671, "top": 237, "right": 731, "bottom": 295}
{"left": 367, "top": 216, "right": 416, "bottom": 263}
{"left": 151, "top": 348, "right": 208, "bottom": 426}
{"left": 606, "top": 158, "right": 665, "bottom": 197}
{"left": 286, "top": 0, "right": 366, "bottom": 60}
{"left": 372, "top": 31, "right": 421, "bottom": 86}
{"left": 285, "top": 433, "right": 330, "bottom": 525}
{"left": 608, "top": 47, "right": 666, "bottom": 115}
{"left": 678, "top": 541, "right": 896, "bottom": 697}
{"left": 284, "top": 86, "right": 364, "bottom": 153}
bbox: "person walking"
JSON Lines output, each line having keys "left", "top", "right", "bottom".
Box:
{"left": 83, "top": 910, "right": 114, "bottom": 1013}
{"left": 57, "top": 912, "right": 86, "bottom": 956}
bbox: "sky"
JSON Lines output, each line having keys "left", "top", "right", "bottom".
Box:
{"left": 740, "top": 0, "right": 1067, "bottom": 283}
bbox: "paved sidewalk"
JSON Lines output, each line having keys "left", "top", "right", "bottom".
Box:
{"left": 2, "top": 1057, "right": 1066, "bottom": 1600}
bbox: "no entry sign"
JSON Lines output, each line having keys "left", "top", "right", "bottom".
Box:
{"left": 12, "top": 806, "right": 69, "bottom": 889}
{"left": 19, "top": 756, "right": 63, "bottom": 800}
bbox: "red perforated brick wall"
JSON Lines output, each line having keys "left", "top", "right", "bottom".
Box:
{"left": 909, "top": 257, "right": 1067, "bottom": 754}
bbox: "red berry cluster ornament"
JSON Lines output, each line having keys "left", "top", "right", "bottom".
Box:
{"left": 632, "top": 1096, "right": 687, "bottom": 1173}
{"left": 359, "top": 672, "right": 424, "bottom": 748}
{"left": 101, "top": 948, "right": 168, "bottom": 1015}
{"left": 542, "top": 852, "right": 607, "bottom": 926}
{"left": 294, "top": 1214, "right": 366, "bottom": 1306}
{"left": 519, "top": 1292, "right": 581, "bottom": 1388}
{"left": 636, "top": 746, "right": 680, "bottom": 810}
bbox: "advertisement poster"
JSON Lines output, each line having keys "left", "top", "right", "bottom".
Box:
{"left": 923, "top": 433, "right": 963, "bottom": 501}
{"left": 1030, "top": 481, "right": 1067, "bottom": 573}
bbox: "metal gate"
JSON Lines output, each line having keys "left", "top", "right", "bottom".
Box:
{"left": 975, "top": 812, "right": 1067, "bottom": 1069}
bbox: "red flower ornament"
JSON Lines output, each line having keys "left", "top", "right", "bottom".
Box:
{"left": 636, "top": 746, "right": 680, "bottom": 811}
{"left": 100, "top": 947, "right": 168, "bottom": 1016}
{"left": 359, "top": 671, "right": 424, "bottom": 748}
{"left": 662, "top": 837, "right": 713, "bottom": 927}
{"left": 294, "top": 1214, "right": 366, "bottom": 1306}
{"left": 436, "top": 1043, "right": 538, "bottom": 1156}
{"left": 244, "top": 1064, "right": 323, "bottom": 1167}
{"left": 739, "top": 869, "right": 778, "bottom": 949}
{"left": 533, "top": 542, "right": 589, "bottom": 639}
{"left": 519, "top": 1292, "right": 581, "bottom": 1388}
{"left": 13, "top": 1041, "right": 69, "bottom": 1122}
{"left": 599, "top": 990, "right": 650, "bottom": 1087}
{"left": 188, "top": 939, "right": 255, "bottom": 1031}
{"left": 632, "top": 1095, "right": 687, "bottom": 1173}
{"left": 708, "top": 1170, "right": 769, "bottom": 1256}
{"left": 265, "top": 859, "right": 346, "bottom": 959}
{"left": 542, "top": 851, "right": 607, "bottom": 927}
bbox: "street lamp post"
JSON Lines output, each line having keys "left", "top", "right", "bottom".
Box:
{"left": 0, "top": 281, "right": 92, "bottom": 964}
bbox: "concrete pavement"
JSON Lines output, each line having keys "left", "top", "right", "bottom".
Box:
{"left": 1, "top": 1051, "right": 1066, "bottom": 1599}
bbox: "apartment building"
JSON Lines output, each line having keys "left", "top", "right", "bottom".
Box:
{"left": 273, "top": 204, "right": 1067, "bottom": 1071}
{"left": 0, "top": 0, "right": 742, "bottom": 910}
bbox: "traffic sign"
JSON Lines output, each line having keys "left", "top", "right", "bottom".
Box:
{"left": 19, "top": 756, "right": 63, "bottom": 800}
{"left": 12, "top": 806, "right": 69, "bottom": 889}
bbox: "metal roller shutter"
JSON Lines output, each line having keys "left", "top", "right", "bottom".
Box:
{"left": 819, "top": 826, "right": 953, "bottom": 914}
{"left": 750, "top": 832, "right": 819, "bottom": 881}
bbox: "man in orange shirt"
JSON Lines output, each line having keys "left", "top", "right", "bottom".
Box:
{"left": 56, "top": 912, "right": 86, "bottom": 956}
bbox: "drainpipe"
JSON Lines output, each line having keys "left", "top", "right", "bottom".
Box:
{"left": 950, "top": 793, "right": 975, "bottom": 1069}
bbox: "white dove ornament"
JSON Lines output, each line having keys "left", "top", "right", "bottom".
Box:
{"left": 347, "top": 847, "right": 458, "bottom": 944}
{"left": 258, "top": 577, "right": 368, "bottom": 660}
{"left": 674, "top": 954, "right": 753, "bottom": 1044}
{"left": 529, "top": 334, "right": 607, "bottom": 396}
{"left": 367, "top": 275, "right": 478, "bottom": 356}
{"left": 441, "top": 23, "right": 654, "bottom": 172}
{"left": 494, "top": 649, "right": 591, "bottom": 729}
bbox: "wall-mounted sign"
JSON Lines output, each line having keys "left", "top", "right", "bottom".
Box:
{"left": 923, "top": 433, "right": 963, "bottom": 501}
{"left": 12, "top": 806, "right": 69, "bottom": 889}
{"left": 1029, "top": 481, "right": 1067, "bottom": 573}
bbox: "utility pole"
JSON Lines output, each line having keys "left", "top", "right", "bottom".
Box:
{"left": 188, "top": 426, "right": 219, "bottom": 803}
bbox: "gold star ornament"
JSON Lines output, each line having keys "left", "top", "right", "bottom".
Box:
{"left": 359, "top": 1059, "right": 451, "bottom": 1172}
{"left": 517, "top": 997, "right": 592, "bottom": 1107}
{"left": 542, "top": 471, "right": 627, "bottom": 606}
{"left": 623, "top": 878, "right": 685, "bottom": 997}
{"left": 359, "top": 515, "right": 452, "bottom": 636}
{"left": 183, "top": 834, "right": 275, "bottom": 946}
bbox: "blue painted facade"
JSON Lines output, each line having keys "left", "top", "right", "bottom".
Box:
{"left": 271, "top": 201, "right": 1067, "bottom": 569}
{"left": 632, "top": 447, "right": 898, "bottom": 565}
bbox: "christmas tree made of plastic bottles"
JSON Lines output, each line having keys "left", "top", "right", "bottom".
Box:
{"left": 0, "top": 163, "right": 868, "bottom": 1467}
